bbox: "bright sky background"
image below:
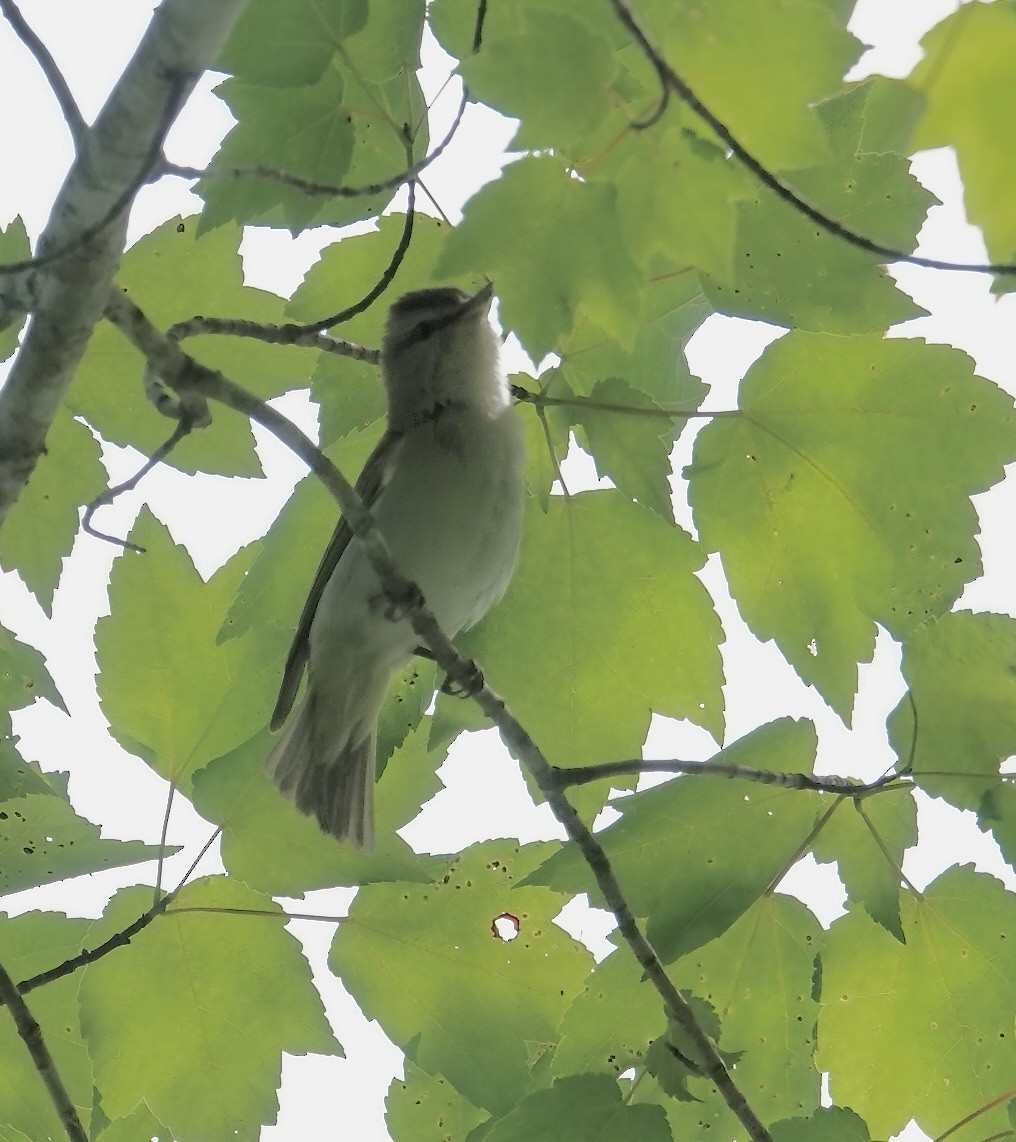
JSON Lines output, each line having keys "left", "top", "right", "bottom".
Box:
{"left": 2, "top": 2, "right": 1013, "bottom": 1139}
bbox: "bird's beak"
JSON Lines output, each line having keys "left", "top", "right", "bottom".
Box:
{"left": 463, "top": 281, "right": 494, "bottom": 315}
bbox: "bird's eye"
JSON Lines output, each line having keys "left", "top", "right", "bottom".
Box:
{"left": 417, "top": 320, "right": 434, "bottom": 341}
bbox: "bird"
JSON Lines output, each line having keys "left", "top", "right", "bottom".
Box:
{"left": 265, "top": 284, "right": 525, "bottom": 849}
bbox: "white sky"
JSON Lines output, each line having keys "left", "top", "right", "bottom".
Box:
{"left": 1, "top": 3, "right": 1012, "bottom": 1140}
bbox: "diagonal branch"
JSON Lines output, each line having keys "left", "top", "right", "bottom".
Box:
{"left": 606, "top": 0, "right": 1016, "bottom": 277}
{"left": 0, "top": 0, "right": 252, "bottom": 528}
{"left": 555, "top": 756, "right": 901, "bottom": 794}
{"left": 10, "top": 827, "right": 220, "bottom": 1001}
{"left": 102, "top": 287, "right": 774, "bottom": 1142}
{"left": 0, "top": 957, "right": 87, "bottom": 1142}
{"left": 167, "top": 315, "right": 380, "bottom": 363}
{"left": 0, "top": 0, "right": 87, "bottom": 149}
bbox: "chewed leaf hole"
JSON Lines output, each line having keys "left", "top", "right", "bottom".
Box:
{"left": 491, "top": 912, "right": 520, "bottom": 941}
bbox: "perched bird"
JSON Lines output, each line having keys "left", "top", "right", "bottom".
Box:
{"left": 266, "top": 284, "right": 525, "bottom": 849}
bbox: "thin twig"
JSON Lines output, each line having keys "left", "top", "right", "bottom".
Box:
{"left": 82, "top": 417, "right": 193, "bottom": 551}
{"left": 11, "top": 828, "right": 220, "bottom": 1002}
{"left": 100, "top": 287, "right": 773, "bottom": 1142}
{"left": 160, "top": 83, "right": 468, "bottom": 203}
{"left": 606, "top": 0, "right": 1016, "bottom": 277}
{"left": 0, "top": 0, "right": 87, "bottom": 148}
{"left": 166, "top": 315, "right": 380, "bottom": 363}
{"left": 933, "top": 1088, "right": 1016, "bottom": 1142}
{"left": 512, "top": 383, "right": 739, "bottom": 420}
{"left": 291, "top": 173, "right": 417, "bottom": 333}
{"left": 855, "top": 800, "right": 923, "bottom": 899}
{"left": 554, "top": 757, "right": 901, "bottom": 794}
{"left": 154, "top": 783, "right": 177, "bottom": 901}
{"left": 0, "top": 958, "right": 88, "bottom": 1142}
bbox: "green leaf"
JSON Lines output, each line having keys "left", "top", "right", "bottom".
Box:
{"left": 910, "top": 2, "right": 1016, "bottom": 266}
{"left": 462, "top": 492, "right": 724, "bottom": 772}
{"left": 770, "top": 1107, "right": 871, "bottom": 1142}
{"left": 96, "top": 509, "right": 276, "bottom": 789}
{"left": 552, "top": 940, "right": 668, "bottom": 1082}
{"left": 69, "top": 218, "right": 317, "bottom": 475}
{"left": 0, "top": 217, "right": 30, "bottom": 361}
{"left": 437, "top": 156, "right": 644, "bottom": 360}
{"left": 201, "top": 57, "right": 427, "bottom": 233}
{"left": 79, "top": 878, "right": 339, "bottom": 1141}
{"left": 569, "top": 378, "right": 678, "bottom": 523}
{"left": 217, "top": 427, "right": 382, "bottom": 648}
{"left": 200, "top": 70, "right": 356, "bottom": 232}
{"left": 0, "top": 406, "right": 106, "bottom": 613}
{"left": 658, "top": 895, "right": 823, "bottom": 1136}
{"left": 218, "top": 0, "right": 368, "bottom": 86}
{"left": 616, "top": 121, "right": 753, "bottom": 280}
{"left": 94, "top": 1103, "right": 173, "bottom": 1142}
{"left": 888, "top": 612, "right": 1016, "bottom": 813}
{"left": 460, "top": 9, "right": 615, "bottom": 151}
{"left": 192, "top": 721, "right": 445, "bottom": 895}
{"left": 526, "top": 719, "right": 821, "bottom": 962}
{"left": 812, "top": 790, "right": 917, "bottom": 942}
{"left": 481, "top": 1074, "right": 671, "bottom": 1142}
{"left": 557, "top": 274, "right": 711, "bottom": 409}
{"left": 287, "top": 210, "right": 457, "bottom": 340}
{"left": 0, "top": 741, "right": 173, "bottom": 899}
{"left": 386, "top": 1061, "right": 487, "bottom": 1142}
{"left": 701, "top": 83, "right": 934, "bottom": 333}
{"left": 818, "top": 866, "right": 1016, "bottom": 1139}
{"left": 0, "top": 792, "right": 169, "bottom": 898}
{"left": 0, "top": 911, "right": 93, "bottom": 1139}
{"left": 329, "top": 841, "right": 592, "bottom": 1116}
{"left": 0, "top": 624, "right": 64, "bottom": 723}
{"left": 689, "top": 333, "right": 1016, "bottom": 719}
{"left": 639, "top": 0, "right": 861, "bottom": 169}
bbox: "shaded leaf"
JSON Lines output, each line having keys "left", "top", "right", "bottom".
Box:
{"left": 192, "top": 721, "right": 444, "bottom": 895}
{"left": 525, "top": 719, "right": 821, "bottom": 962}
{"left": 813, "top": 790, "right": 916, "bottom": 942}
{"left": 481, "top": 1074, "right": 671, "bottom": 1142}
{"left": 218, "top": 0, "right": 368, "bottom": 86}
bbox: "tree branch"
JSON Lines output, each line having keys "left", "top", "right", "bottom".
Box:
{"left": 553, "top": 757, "right": 901, "bottom": 794}
{"left": 0, "top": 0, "right": 251, "bottom": 527}
{"left": 606, "top": 0, "right": 1016, "bottom": 277}
{"left": 0, "top": 957, "right": 87, "bottom": 1142}
{"left": 10, "top": 828, "right": 220, "bottom": 1001}
{"left": 166, "top": 314, "right": 380, "bottom": 363}
{"left": 101, "top": 287, "right": 773, "bottom": 1142}
{"left": 0, "top": 0, "right": 87, "bottom": 149}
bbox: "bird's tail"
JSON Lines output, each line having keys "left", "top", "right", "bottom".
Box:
{"left": 265, "top": 668, "right": 388, "bottom": 850}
